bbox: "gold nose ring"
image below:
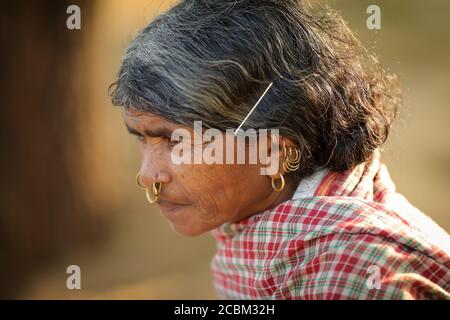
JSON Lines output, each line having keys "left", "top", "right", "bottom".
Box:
{"left": 136, "top": 173, "right": 163, "bottom": 204}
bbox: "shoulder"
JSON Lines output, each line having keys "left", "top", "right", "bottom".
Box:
{"left": 262, "top": 197, "right": 450, "bottom": 299}
{"left": 273, "top": 230, "right": 450, "bottom": 299}
{"left": 268, "top": 195, "right": 450, "bottom": 257}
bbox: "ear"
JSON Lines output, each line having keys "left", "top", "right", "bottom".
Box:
{"left": 264, "top": 134, "right": 297, "bottom": 178}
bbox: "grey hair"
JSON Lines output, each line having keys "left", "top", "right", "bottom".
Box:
{"left": 110, "top": 0, "right": 401, "bottom": 182}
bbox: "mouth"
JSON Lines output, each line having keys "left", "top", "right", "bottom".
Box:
{"left": 156, "top": 199, "right": 190, "bottom": 216}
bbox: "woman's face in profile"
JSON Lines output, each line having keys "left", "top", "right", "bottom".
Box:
{"left": 124, "top": 109, "right": 289, "bottom": 236}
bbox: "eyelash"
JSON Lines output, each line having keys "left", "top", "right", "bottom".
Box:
{"left": 136, "top": 135, "right": 179, "bottom": 147}
{"left": 136, "top": 135, "right": 145, "bottom": 142}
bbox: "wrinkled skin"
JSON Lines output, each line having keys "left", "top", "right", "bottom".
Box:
{"left": 124, "top": 109, "right": 296, "bottom": 236}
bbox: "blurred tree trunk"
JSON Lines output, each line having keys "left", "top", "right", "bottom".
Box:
{"left": 0, "top": 1, "right": 103, "bottom": 298}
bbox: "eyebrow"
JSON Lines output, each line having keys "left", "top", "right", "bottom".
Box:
{"left": 125, "top": 124, "right": 173, "bottom": 138}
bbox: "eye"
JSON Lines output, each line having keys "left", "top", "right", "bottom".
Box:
{"left": 135, "top": 135, "right": 145, "bottom": 142}
{"left": 167, "top": 136, "right": 180, "bottom": 147}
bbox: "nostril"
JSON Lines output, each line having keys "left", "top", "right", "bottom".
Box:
{"left": 140, "top": 165, "right": 171, "bottom": 185}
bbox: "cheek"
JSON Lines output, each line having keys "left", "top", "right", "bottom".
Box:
{"left": 198, "top": 167, "right": 262, "bottom": 220}
{"left": 164, "top": 173, "right": 230, "bottom": 236}
{"left": 190, "top": 172, "right": 231, "bottom": 219}
{"left": 175, "top": 165, "right": 239, "bottom": 220}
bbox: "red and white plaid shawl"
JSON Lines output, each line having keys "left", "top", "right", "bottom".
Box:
{"left": 210, "top": 151, "right": 450, "bottom": 299}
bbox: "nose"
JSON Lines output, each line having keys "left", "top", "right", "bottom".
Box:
{"left": 139, "top": 153, "right": 172, "bottom": 188}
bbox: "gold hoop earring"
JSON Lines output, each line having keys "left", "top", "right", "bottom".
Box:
{"left": 145, "top": 188, "right": 158, "bottom": 204}
{"left": 152, "top": 182, "right": 162, "bottom": 195}
{"left": 136, "top": 172, "right": 147, "bottom": 190}
{"left": 271, "top": 172, "right": 285, "bottom": 192}
{"left": 136, "top": 173, "right": 163, "bottom": 204}
{"left": 282, "top": 142, "right": 300, "bottom": 173}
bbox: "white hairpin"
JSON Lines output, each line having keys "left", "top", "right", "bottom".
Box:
{"left": 234, "top": 81, "right": 274, "bottom": 135}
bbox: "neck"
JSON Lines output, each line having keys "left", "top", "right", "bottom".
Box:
{"left": 232, "top": 177, "right": 297, "bottom": 224}
{"left": 267, "top": 178, "right": 297, "bottom": 211}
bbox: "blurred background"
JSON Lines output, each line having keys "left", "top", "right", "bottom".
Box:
{"left": 0, "top": 0, "right": 449, "bottom": 299}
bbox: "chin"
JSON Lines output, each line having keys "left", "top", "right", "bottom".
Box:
{"left": 169, "top": 221, "right": 213, "bottom": 237}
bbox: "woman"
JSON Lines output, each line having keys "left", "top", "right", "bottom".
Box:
{"left": 110, "top": 0, "right": 450, "bottom": 299}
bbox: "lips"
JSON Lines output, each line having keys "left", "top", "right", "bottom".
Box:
{"left": 157, "top": 199, "right": 190, "bottom": 216}
{"left": 157, "top": 198, "right": 190, "bottom": 206}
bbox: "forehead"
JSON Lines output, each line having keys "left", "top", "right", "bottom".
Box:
{"left": 124, "top": 109, "right": 169, "bottom": 126}
{"left": 123, "top": 109, "right": 196, "bottom": 135}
